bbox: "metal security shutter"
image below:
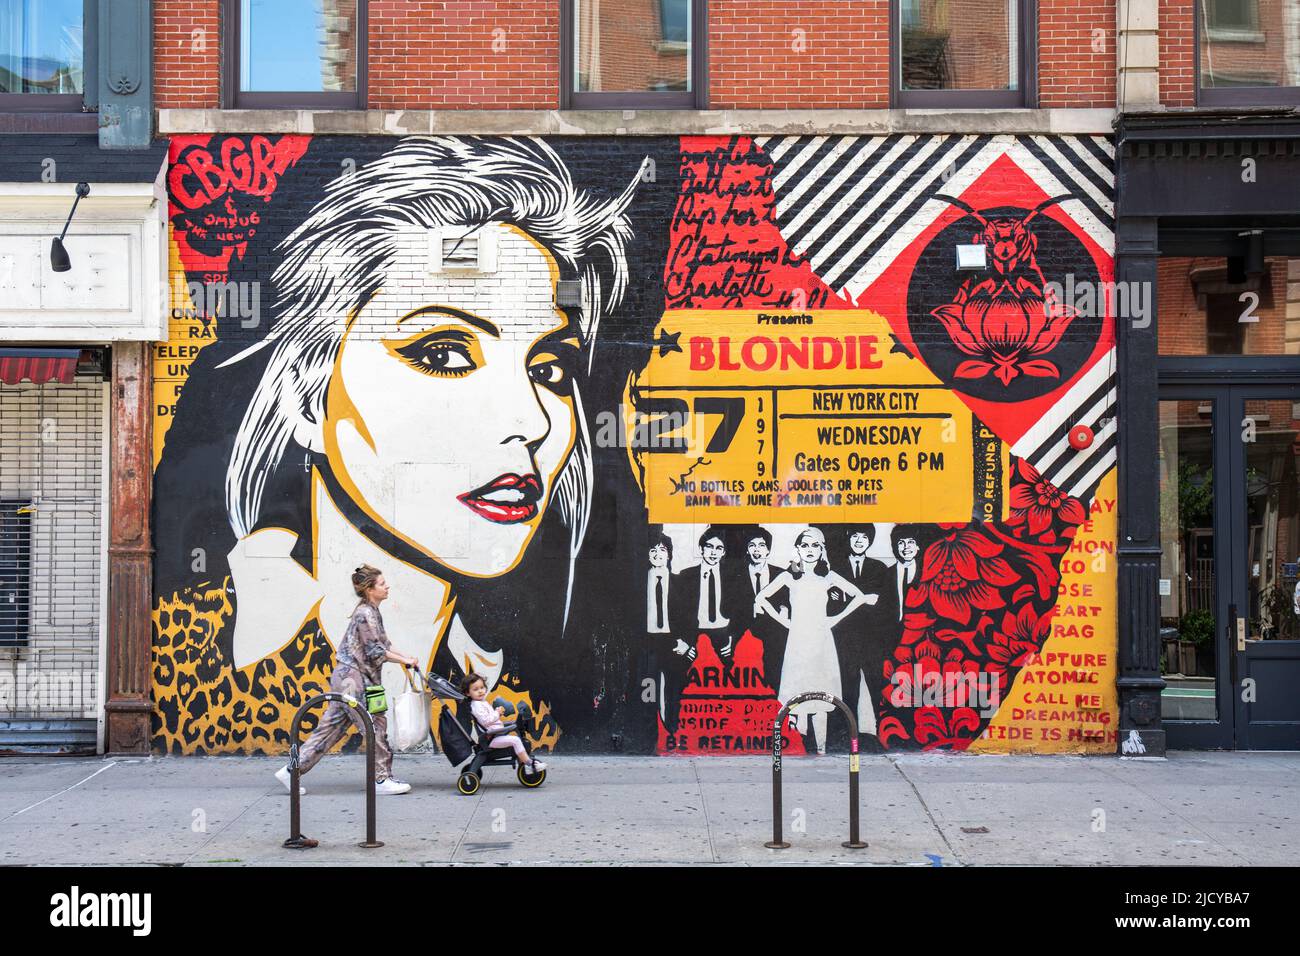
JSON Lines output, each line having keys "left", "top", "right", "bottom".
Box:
{"left": 0, "top": 372, "right": 104, "bottom": 754}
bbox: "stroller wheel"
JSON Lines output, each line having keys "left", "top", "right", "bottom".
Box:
{"left": 517, "top": 763, "right": 546, "bottom": 788}
{"left": 456, "top": 772, "right": 481, "bottom": 795}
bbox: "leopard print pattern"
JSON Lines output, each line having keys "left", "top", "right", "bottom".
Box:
{"left": 152, "top": 577, "right": 560, "bottom": 754}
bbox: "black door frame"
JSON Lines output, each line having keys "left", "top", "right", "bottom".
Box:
{"left": 1157, "top": 381, "right": 1232, "bottom": 750}
{"left": 1115, "top": 111, "right": 1300, "bottom": 756}
{"left": 1228, "top": 382, "right": 1300, "bottom": 749}
{"left": 1158, "top": 373, "right": 1300, "bottom": 749}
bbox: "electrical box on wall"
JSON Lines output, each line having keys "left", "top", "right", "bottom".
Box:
{"left": 428, "top": 227, "right": 497, "bottom": 274}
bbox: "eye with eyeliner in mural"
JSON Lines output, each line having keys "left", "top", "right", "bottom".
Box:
{"left": 386, "top": 328, "right": 481, "bottom": 378}
{"left": 526, "top": 342, "right": 579, "bottom": 394}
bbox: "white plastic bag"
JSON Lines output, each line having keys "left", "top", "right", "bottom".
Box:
{"left": 390, "top": 669, "right": 430, "bottom": 751}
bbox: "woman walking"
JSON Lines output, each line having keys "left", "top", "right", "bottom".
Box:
{"left": 275, "top": 565, "right": 420, "bottom": 795}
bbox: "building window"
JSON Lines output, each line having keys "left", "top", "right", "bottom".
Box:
{"left": 223, "top": 0, "right": 367, "bottom": 109}
{"left": 1199, "top": 0, "right": 1300, "bottom": 105}
{"left": 1157, "top": 256, "right": 1300, "bottom": 358}
{"left": 0, "top": 0, "right": 85, "bottom": 111}
{"left": 893, "top": 0, "right": 1034, "bottom": 108}
{"left": 562, "top": 0, "right": 707, "bottom": 109}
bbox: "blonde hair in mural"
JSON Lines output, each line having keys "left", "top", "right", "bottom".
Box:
{"left": 220, "top": 136, "right": 648, "bottom": 622}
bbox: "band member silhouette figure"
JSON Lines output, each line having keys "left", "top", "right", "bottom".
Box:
{"left": 855, "top": 524, "right": 926, "bottom": 743}
{"left": 881, "top": 524, "right": 924, "bottom": 625}
{"left": 830, "top": 525, "right": 890, "bottom": 734}
{"left": 644, "top": 532, "right": 688, "bottom": 736}
{"left": 647, "top": 533, "right": 673, "bottom": 636}
{"left": 728, "top": 525, "right": 788, "bottom": 687}
{"left": 670, "top": 525, "right": 735, "bottom": 661}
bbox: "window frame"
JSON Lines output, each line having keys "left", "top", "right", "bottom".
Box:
{"left": 890, "top": 0, "right": 1037, "bottom": 109}
{"left": 0, "top": 0, "right": 93, "bottom": 113}
{"left": 1196, "top": 0, "right": 1300, "bottom": 106}
{"left": 560, "top": 0, "right": 708, "bottom": 110}
{"left": 221, "top": 0, "right": 368, "bottom": 110}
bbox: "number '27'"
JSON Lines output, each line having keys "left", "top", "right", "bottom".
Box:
{"left": 638, "top": 397, "right": 745, "bottom": 454}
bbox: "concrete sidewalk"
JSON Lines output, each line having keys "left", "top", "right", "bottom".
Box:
{"left": 0, "top": 751, "right": 1296, "bottom": 866}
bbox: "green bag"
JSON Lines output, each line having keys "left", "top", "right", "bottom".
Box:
{"left": 364, "top": 684, "right": 388, "bottom": 715}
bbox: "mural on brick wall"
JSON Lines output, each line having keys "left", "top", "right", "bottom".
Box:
{"left": 152, "top": 132, "right": 1119, "bottom": 757}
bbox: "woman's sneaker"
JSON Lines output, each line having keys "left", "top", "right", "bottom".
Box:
{"left": 375, "top": 777, "right": 412, "bottom": 795}
{"left": 528, "top": 759, "right": 547, "bottom": 773}
{"left": 275, "top": 766, "right": 306, "bottom": 795}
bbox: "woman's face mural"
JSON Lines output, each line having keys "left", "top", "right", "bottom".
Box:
{"left": 796, "top": 534, "right": 824, "bottom": 567}
{"left": 321, "top": 224, "right": 579, "bottom": 578}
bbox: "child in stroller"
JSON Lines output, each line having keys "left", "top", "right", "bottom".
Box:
{"left": 425, "top": 670, "right": 549, "bottom": 795}
{"left": 464, "top": 673, "right": 548, "bottom": 773}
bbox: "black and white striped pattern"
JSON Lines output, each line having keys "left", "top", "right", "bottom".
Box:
{"left": 1009, "top": 134, "right": 1114, "bottom": 248}
{"left": 754, "top": 134, "right": 1115, "bottom": 301}
{"left": 1010, "top": 347, "right": 1118, "bottom": 501}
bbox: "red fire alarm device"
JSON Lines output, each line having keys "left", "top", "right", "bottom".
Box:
{"left": 1068, "top": 425, "right": 1094, "bottom": 450}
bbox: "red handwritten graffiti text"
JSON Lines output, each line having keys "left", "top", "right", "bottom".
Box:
{"left": 169, "top": 135, "right": 309, "bottom": 211}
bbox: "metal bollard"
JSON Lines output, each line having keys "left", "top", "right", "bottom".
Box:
{"left": 765, "top": 692, "right": 867, "bottom": 850}
{"left": 284, "top": 692, "right": 384, "bottom": 850}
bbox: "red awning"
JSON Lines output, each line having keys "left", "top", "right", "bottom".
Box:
{"left": 0, "top": 349, "right": 81, "bottom": 386}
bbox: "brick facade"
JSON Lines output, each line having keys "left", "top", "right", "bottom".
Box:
{"left": 368, "top": 0, "right": 558, "bottom": 110}
{"left": 1039, "top": 0, "right": 1116, "bottom": 108}
{"left": 708, "top": 1, "right": 890, "bottom": 109}
{"left": 155, "top": 0, "right": 221, "bottom": 109}
{"left": 1159, "top": 0, "right": 1196, "bottom": 107}
{"left": 152, "top": 1, "right": 1119, "bottom": 111}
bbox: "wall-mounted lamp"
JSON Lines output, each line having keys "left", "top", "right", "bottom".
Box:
{"left": 955, "top": 244, "right": 987, "bottom": 271}
{"left": 50, "top": 182, "right": 91, "bottom": 273}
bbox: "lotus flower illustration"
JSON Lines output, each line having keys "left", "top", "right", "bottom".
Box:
{"left": 932, "top": 275, "right": 1077, "bottom": 386}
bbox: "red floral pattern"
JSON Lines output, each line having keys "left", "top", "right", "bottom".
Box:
{"left": 910, "top": 527, "right": 1020, "bottom": 625}
{"left": 876, "top": 456, "right": 1089, "bottom": 751}
{"left": 1006, "top": 458, "right": 1088, "bottom": 543}
{"left": 932, "top": 276, "right": 1077, "bottom": 386}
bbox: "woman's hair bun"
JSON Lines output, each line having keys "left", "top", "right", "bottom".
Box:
{"left": 352, "top": 563, "right": 383, "bottom": 598}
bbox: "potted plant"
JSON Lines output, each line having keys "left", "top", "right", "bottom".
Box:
{"left": 1259, "top": 584, "right": 1299, "bottom": 642}
{"left": 1159, "top": 626, "right": 1180, "bottom": 674}
{"left": 1178, "top": 608, "right": 1215, "bottom": 676}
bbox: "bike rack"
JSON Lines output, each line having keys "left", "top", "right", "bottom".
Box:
{"left": 284, "top": 692, "right": 384, "bottom": 850}
{"left": 765, "top": 692, "right": 866, "bottom": 850}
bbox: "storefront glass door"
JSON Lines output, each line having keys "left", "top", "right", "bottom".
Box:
{"left": 1159, "top": 386, "right": 1300, "bottom": 750}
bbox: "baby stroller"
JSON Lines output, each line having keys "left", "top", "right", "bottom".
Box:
{"left": 424, "top": 671, "right": 548, "bottom": 795}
